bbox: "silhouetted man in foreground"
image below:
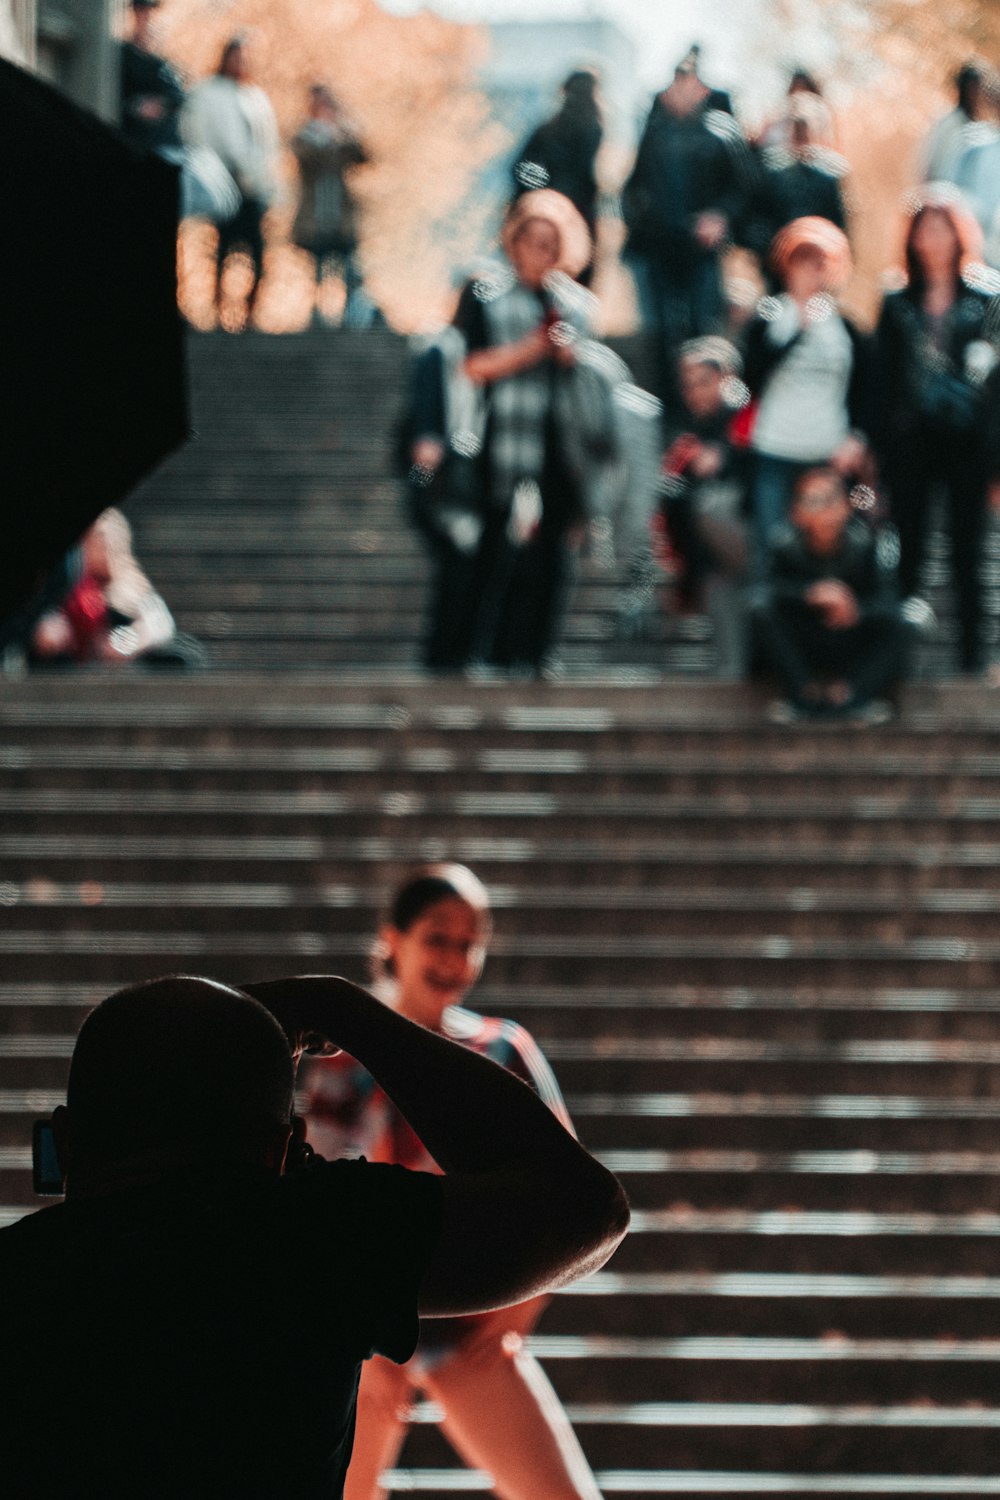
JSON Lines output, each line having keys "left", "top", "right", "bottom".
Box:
{"left": 0, "top": 974, "right": 629, "bottom": 1499}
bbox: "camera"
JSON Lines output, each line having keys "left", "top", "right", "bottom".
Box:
{"left": 32, "top": 1118, "right": 65, "bottom": 1196}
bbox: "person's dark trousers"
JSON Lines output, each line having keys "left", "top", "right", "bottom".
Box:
{"left": 421, "top": 532, "right": 479, "bottom": 672}
{"left": 749, "top": 453, "right": 810, "bottom": 577}
{"left": 498, "top": 519, "right": 574, "bottom": 671}
{"left": 627, "top": 250, "right": 725, "bottom": 403}
{"left": 663, "top": 491, "right": 715, "bottom": 606}
{"left": 884, "top": 427, "right": 988, "bottom": 673}
{"left": 217, "top": 194, "right": 267, "bottom": 282}
{"left": 752, "top": 597, "right": 913, "bottom": 705}
{"left": 470, "top": 507, "right": 575, "bottom": 673}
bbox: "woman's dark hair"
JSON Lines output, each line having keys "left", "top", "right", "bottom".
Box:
{"left": 559, "top": 69, "right": 600, "bottom": 125}
{"left": 905, "top": 204, "right": 964, "bottom": 295}
{"left": 217, "top": 37, "right": 245, "bottom": 77}
{"left": 788, "top": 67, "right": 822, "bottom": 97}
{"left": 389, "top": 864, "right": 490, "bottom": 931}
{"left": 956, "top": 61, "right": 983, "bottom": 116}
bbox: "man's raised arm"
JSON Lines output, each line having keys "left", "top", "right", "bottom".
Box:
{"left": 243, "top": 975, "right": 630, "bottom": 1317}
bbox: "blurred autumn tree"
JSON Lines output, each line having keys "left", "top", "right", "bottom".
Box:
{"left": 158, "top": 0, "right": 508, "bottom": 330}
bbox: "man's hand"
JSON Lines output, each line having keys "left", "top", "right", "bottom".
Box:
{"left": 806, "top": 579, "right": 859, "bottom": 630}
{"left": 241, "top": 974, "right": 629, "bottom": 1316}
{"left": 32, "top": 612, "right": 73, "bottom": 658}
{"left": 693, "top": 210, "right": 728, "bottom": 250}
{"left": 830, "top": 434, "right": 868, "bottom": 478}
{"left": 545, "top": 319, "right": 577, "bottom": 368}
{"left": 242, "top": 976, "right": 353, "bottom": 1061}
{"left": 689, "top": 442, "right": 724, "bottom": 479}
{"left": 411, "top": 437, "right": 445, "bottom": 474}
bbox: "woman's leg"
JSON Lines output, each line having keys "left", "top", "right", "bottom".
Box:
{"left": 943, "top": 444, "right": 988, "bottom": 672}
{"left": 884, "top": 437, "right": 934, "bottom": 601}
{"left": 242, "top": 198, "right": 267, "bottom": 315}
{"left": 343, "top": 1354, "right": 415, "bottom": 1500}
{"left": 422, "top": 1325, "right": 602, "bottom": 1500}
{"left": 749, "top": 453, "right": 799, "bottom": 577}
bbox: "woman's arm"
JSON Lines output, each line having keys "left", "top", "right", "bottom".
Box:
{"left": 243, "top": 975, "right": 630, "bottom": 1317}
{"left": 464, "top": 326, "right": 551, "bottom": 386}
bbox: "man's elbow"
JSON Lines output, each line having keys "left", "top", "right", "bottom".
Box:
{"left": 598, "top": 1172, "right": 631, "bottom": 1255}
{"left": 568, "top": 1165, "right": 631, "bottom": 1273}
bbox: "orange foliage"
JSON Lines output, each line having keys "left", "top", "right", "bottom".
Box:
{"left": 159, "top": 0, "right": 509, "bottom": 331}
{"left": 749, "top": 0, "right": 1000, "bottom": 323}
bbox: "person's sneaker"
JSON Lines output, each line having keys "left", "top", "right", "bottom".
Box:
{"left": 766, "top": 698, "right": 802, "bottom": 725}
{"left": 851, "top": 699, "right": 893, "bottom": 726}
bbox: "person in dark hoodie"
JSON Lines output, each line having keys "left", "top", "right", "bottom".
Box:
{"left": 622, "top": 47, "right": 750, "bottom": 387}
{"left": 119, "top": 0, "right": 185, "bottom": 157}
{"left": 742, "top": 92, "right": 849, "bottom": 275}
{"left": 512, "top": 68, "right": 603, "bottom": 279}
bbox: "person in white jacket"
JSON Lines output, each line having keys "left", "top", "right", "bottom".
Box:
{"left": 182, "top": 35, "right": 280, "bottom": 325}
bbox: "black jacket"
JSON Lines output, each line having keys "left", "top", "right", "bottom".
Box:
{"left": 740, "top": 150, "right": 848, "bottom": 261}
{"left": 764, "top": 515, "right": 897, "bottom": 614}
{"left": 875, "top": 276, "right": 1000, "bottom": 454}
{"left": 623, "top": 96, "right": 749, "bottom": 265}
{"left": 119, "top": 42, "right": 185, "bottom": 154}
{"left": 512, "top": 115, "right": 602, "bottom": 230}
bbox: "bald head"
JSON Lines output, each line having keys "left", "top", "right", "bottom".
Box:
{"left": 66, "top": 976, "right": 295, "bottom": 1172}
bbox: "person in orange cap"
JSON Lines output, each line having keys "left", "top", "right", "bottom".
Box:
{"left": 741, "top": 216, "right": 875, "bottom": 572}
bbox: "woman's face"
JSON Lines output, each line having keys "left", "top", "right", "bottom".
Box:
{"left": 509, "top": 218, "right": 561, "bottom": 288}
{"left": 383, "top": 897, "right": 488, "bottom": 1027}
{"left": 910, "top": 208, "right": 961, "bottom": 278}
{"left": 783, "top": 244, "right": 830, "bottom": 300}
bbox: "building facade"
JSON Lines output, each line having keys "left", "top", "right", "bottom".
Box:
{"left": 2, "top": 0, "right": 117, "bottom": 119}
{"left": 482, "top": 16, "right": 639, "bottom": 154}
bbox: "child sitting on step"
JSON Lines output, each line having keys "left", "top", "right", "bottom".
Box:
{"left": 657, "top": 337, "right": 752, "bottom": 677}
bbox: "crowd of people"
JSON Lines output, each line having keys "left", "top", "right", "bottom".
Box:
{"left": 15, "top": 16, "right": 1000, "bottom": 715}
{"left": 120, "top": 0, "right": 372, "bottom": 329}
{"left": 402, "top": 48, "right": 1000, "bottom": 720}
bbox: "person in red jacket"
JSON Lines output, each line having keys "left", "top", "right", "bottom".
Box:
{"left": 306, "top": 864, "right": 604, "bottom": 1500}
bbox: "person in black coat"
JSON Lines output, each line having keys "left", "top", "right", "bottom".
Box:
{"left": 512, "top": 70, "right": 603, "bottom": 261}
{"left": 740, "top": 218, "right": 875, "bottom": 571}
{"left": 622, "top": 52, "right": 751, "bottom": 389}
{"left": 751, "top": 465, "right": 913, "bottom": 720}
{"left": 741, "top": 94, "right": 849, "bottom": 273}
{"left": 875, "top": 187, "right": 1000, "bottom": 673}
{"left": 119, "top": 0, "right": 185, "bottom": 156}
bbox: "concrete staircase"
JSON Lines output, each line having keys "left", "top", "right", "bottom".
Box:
{"left": 5, "top": 330, "right": 1000, "bottom": 1497}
